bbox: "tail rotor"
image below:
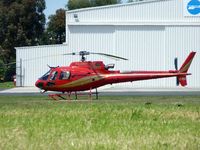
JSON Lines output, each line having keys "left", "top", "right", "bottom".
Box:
{"left": 174, "top": 57, "right": 179, "bottom": 86}
{"left": 174, "top": 51, "right": 196, "bottom": 87}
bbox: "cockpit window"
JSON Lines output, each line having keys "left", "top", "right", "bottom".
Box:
{"left": 39, "top": 70, "right": 51, "bottom": 80}
{"left": 50, "top": 71, "right": 58, "bottom": 80}
{"left": 59, "top": 71, "right": 70, "bottom": 80}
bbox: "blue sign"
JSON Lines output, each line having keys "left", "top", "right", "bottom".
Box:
{"left": 187, "top": 0, "right": 200, "bottom": 15}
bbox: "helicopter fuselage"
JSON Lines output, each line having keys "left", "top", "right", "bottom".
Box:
{"left": 35, "top": 51, "right": 196, "bottom": 93}
{"left": 36, "top": 61, "right": 119, "bottom": 92}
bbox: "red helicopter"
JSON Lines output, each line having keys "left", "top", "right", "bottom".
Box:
{"left": 35, "top": 51, "right": 196, "bottom": 100}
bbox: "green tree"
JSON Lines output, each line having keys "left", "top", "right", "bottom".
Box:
{"left": 0, "top": 0, "right": 45, "bottom": 62}
{"left": 91, "top": 0, "right": 121, "bottom": 6}
{"left": 42, "top": 9, "right": 66, "bottom": 45}
{"left": 67, "top": 0, "right": 91, "bottom": 10}
{"left": 0, "top": 0, "right": 46, "bottom": 80}
{"left": 0, "top": 59, "right": 6, "bottom": 81}
{"left": 67, "top": 0, "right": 121, "bottom": 10}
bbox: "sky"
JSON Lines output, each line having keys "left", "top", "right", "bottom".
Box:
{"left": 44, "top": 0, "right": 68, "bottom": 22}
{"left": 44, "top": 0, "right": 128, "bottom": 22}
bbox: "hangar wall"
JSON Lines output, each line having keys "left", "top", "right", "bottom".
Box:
{"left": 67, "top": 0, "right": 200, "bottom": 24}
{"left": 15, "top": 44, "right": 68, "bottom": 86}
{"left": 66, "top": 0, "right": 200, "bottom": 88}
{"left": 67, "top": 25, "right": 200, "bottom": 88}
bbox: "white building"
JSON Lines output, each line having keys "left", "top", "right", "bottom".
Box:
{"left": 16, "top": 0, "right": 200, "bottom": 88}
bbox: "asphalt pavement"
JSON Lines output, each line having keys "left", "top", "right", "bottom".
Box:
{"left": 0, "top": 87, "right": 200, "bottom": 96}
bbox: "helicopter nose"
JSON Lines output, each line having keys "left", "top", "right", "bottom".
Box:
{"left": 35, "top": 80, "right": 44, "bottom": 89}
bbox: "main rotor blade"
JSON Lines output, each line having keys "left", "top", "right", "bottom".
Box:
{"left": 63, "top": 51, "right": 128, "bottom": 61}
{"left": 90, "top": 52, "right": 128, "bottom": 60}
{"left": 63, "top": 52, "right": 77, "bottom": 56}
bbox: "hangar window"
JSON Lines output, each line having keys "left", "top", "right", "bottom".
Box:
{"left": 59, "top": 71, "right": 70, "bottom": 80}
{"left": 50, "top": 71, "right": 58, "bottom": 80}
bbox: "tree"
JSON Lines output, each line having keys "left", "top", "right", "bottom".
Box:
{"left": 0, "top": 0, "right": 46, "bottom": 80}
{"left": 67, "top": 0, "right": 91, "bottom": 10}
{"left": 0, "top": 59, "right": 6, "bottom": 81}
{"left": 67, "top": 0, "right": 121, "bottom": 10}
{"left": 91, "top": 0, "right": 121, "bottom": 6}
{"left": 0, "top": 0, "right": 45, "bottom": 62}
{"left": 43, "top": 9, "right": 66, "bottom": 45}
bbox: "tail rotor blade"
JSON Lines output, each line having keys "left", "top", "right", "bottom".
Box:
{"left": 176, "top": 77, "right": 179, "bottom": 86}
{"left": 174, "top": 57, "right": 179, "bottom": 86}
{"left": 174, "top": 57, "right": 178, "bottom": 71}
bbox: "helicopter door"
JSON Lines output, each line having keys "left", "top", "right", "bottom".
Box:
{"left": 59, "top": 71, "right": 70, "bottom": 80}
{"left": 47, "top": 71, "right": 58, "bottom": 87}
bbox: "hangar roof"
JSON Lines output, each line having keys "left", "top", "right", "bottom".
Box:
{"left": 15, "top": 44, "right": 67, "bottom": 50}
{"left": 67, "top": 0, "right": 163, "bottom": 13}
{"left": 66, "top": 0, "right": 200, "bottom": 26}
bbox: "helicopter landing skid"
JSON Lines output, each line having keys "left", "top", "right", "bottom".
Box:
{"left": 48, "top": 89, "right": 99, "bottom": 101}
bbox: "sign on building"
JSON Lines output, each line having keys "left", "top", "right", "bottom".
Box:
{"left": 184, "top": 0, "right": 200, "bottom": 16}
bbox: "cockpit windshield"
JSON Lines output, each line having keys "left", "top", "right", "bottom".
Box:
{"left": 39, "top": 70, "right": 51, "bottom": 80}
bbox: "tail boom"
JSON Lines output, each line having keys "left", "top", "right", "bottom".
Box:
{"left": 104, "top": 52, "right": 196, "bottom": 87}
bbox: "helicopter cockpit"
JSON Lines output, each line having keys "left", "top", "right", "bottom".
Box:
{"left": 39, "top": 69, "right": 71, "bottom": 81}
{"left": 39, "top": 70, "right": 51, "bottom": 80}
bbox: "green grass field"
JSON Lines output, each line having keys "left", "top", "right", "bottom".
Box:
{"left": 0, "top": 82, "right": 14, "bottom": 89}
{"left": 0, "top": 96, "right": 199, "bottom": 150}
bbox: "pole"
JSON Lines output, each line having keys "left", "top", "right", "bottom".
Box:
{"left": 96, "top": 88, "right": 98, "bottom": 100}
{"left": 20, "top": 58, "right": 22, "bottom": 87}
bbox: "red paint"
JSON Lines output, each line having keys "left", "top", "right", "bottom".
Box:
{"left": 35, "top": 52, "right": 196, "bottom": 92}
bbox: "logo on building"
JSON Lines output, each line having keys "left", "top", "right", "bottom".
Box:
{"left": 187, "top": 0, "right": 200, "bottom": 15}
{"left": 184, "top": 0, "right": 200, "bottom": 16}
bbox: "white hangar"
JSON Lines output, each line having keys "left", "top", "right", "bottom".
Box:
{"left": 16, "top": 0, "right": 200, "bottom": 88}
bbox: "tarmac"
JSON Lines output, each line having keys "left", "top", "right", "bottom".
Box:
{"left": 0, "top": 86, "right": 200, "bottom": 96}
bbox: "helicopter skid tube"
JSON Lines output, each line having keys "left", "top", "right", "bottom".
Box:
{"left": 48, "top": 89, "right": 99, "bottom": 101}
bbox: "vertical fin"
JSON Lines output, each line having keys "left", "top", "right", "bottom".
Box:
{"left": 178, "top": 51, "right": 196, "bottom": 87}
{"left": 179, "top": 52, "right": 196, "bottom": 73}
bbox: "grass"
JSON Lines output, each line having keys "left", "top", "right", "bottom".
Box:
{"left": 0, "top": 96, "right": 199, "bottom": 150}
{"left": 0, "top": 82, "right": 15, "bottom": 89}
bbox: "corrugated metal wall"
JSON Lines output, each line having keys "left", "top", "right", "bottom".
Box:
{"left": 68, "top": 25, "right": 116, "bottom": 65}
{"left": 165, "top": 26, "right": 200, "bottom": 88}
{"left": 114, "top": 25, "right": 166, "bottom": 88}
{"left": 68, "top": 25, "right": 200, "bottom": 88}
{"left": 67, "top": 0, "right": 200, "bottom": 24}
{"left": 16, "top": 44, "right": 68, "bottom": 86}
{"left": 67, "top": 0, "right": 200, "bottom": 88}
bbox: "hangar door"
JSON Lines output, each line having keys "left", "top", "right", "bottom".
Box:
{"left": 69, "top": 25, "right": 170, "bottom": 88}
{"left": 68, "top": 25, "right": 115, "bottom": 57}
{"left": 114, "top": 26, "right": 167, "bottom": 88}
